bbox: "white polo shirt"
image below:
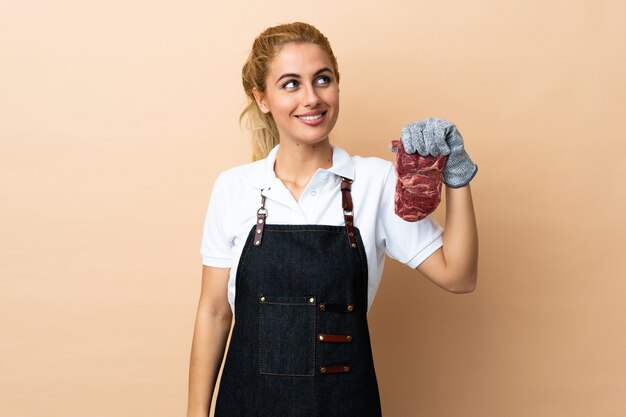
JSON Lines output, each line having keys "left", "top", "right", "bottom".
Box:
{"left": 200, "top": 145, "right": 444, "bottom": 313}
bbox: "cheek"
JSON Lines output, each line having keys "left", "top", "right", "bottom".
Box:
{"left": 274, "top": 95, "right": 298, "bottom": 113}
{"left": 329, "top": 87, "right": 340, "bottom": 105}
{"left": 327, "top": 90, "right": 340, "bottom": 112}
{"left": 269, "top": 103, "right": 291, "bottom": 120}
{"left": 327, "top": 92, "right": 340, "bottom": 124}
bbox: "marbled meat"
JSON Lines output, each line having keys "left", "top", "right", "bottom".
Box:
{"left": 391, "top": 139, "right": 447, "bottom": 222}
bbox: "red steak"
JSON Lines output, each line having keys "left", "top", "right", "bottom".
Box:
{"left": 391, "top": 140, "right": 447, "bottom": 222}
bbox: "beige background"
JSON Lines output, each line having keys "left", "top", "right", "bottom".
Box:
{"left": 2, "top": 0, "right": 625, "bottom": 416}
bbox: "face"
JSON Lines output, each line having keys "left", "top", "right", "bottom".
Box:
{"left": 253, "top": 42, "right": 339, "bottom": 147}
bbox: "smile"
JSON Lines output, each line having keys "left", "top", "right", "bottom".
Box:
{"left": 295, "top": 111, "right": 328, "bottom": 126}
{"left": 299, "top": 114, "right": 323, "bottom": 121}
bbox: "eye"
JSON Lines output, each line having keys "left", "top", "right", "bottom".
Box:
{"left": 316, "top": 75, "right": 331, "bottom": 86}
{"left": 282, "top": 79, "right": 299, "bottom": 89}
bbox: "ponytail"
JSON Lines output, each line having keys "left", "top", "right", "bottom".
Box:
{"left": 240, "top": 99, "right": 280, "bottom": 162}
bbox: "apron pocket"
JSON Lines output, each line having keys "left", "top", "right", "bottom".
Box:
{"left": 258, "top": 295, "right": 316, "bottom": 377}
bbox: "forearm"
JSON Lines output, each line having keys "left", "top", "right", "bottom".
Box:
{"left": 440, "top": 183, "right": 479, "bottom": 291}
{"left": 187, "top": 308, "right": 232, "bottom": 417}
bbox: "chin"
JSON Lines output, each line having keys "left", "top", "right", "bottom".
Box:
{"left": 300, "top": 126, "right": 336, "bottom": 145}
{"left": 298, "top": 134, "right": 331, "bottom": 146}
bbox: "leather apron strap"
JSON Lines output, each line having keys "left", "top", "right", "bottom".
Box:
{"left": 340, "top": 178, "right": 358, "bottom": 249}
{"left": 254, "top": 177, "right": 358, "bottom": 249}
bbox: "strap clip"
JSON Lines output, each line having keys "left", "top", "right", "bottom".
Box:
{"left": 253, "top": 192, "right": 267, "bottom": 247}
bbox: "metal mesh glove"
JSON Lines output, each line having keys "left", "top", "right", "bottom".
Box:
{"left": 401, "top": 117, "right": 478, "bottom": 188}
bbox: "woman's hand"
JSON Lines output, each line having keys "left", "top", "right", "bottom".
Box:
{"left": 401, "top": 117, "right": 478, "bottom": 188}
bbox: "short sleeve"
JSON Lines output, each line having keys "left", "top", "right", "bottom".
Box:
{"left": 377, "top": 164, "right": 444, "bottom": 268}
{"left": 200, "top": 173, "right": 233, "bottom": 267}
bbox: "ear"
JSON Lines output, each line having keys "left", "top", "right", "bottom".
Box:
{"left": 252, "top": 87, "right": 270, "bottom": 114}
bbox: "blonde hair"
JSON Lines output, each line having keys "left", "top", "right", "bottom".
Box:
{"left": 240, "top": 22, "right": 340, "bottom": 161}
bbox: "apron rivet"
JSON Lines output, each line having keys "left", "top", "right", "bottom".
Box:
{"left": 320, "top": 367, "right": 327, "bottom": 373}
{"left": 319, "top": 303, "right": 326, "bottom": 311}
{"left": 347, "top": 304, "right": 354, "bottom": 312}
{"left": 346, "top": 335, "right": 352, "bottom": 342}
{"left": 258, "top": 219, "right": 263, "bottom": 224}
{"left": 309, "top": 297, "right": 315, "bottom": 303}
{"left": 255, "top": 240, "right": 260, "bottom": 245}
{"left": 344, "top": 366, "right": 350, "bottom": 372}
{"left": 260, "top": 296, "right": 265, "bottom": 302}
{"left": 319, "top": 335, "right": 325, "bottom": 341}
{"left": 351, "top": 243, "right": 357, "bottom": 249}
{"left": 256, "top": 229, "right": 261, "bottom": 234}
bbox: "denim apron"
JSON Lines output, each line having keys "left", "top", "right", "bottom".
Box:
{"left": 215, "top": 178, "right": 382, "bottom": 417}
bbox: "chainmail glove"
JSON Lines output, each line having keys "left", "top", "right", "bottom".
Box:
{"left": 401, "top": 117, "right": 478, "bottom": 188}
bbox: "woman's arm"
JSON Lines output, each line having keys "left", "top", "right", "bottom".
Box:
{"left": 400, "top": 118, "right": 478, "bottom": 293}
{"left": 417, "top": 184, "right": 478, "bottom": 293}
{"left": 187, "top": 266, "right": 232, "bottom": 417}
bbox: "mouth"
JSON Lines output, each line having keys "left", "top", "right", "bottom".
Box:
{"left": 295, "top": 111, "right": 328, "bottom": 126}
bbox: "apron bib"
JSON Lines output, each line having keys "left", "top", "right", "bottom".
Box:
{"left": 215, "top": 179, "right": 382, "bottom": 417}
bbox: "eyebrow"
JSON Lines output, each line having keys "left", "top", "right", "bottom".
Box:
{"left": 275, "top": 67, "right": 333, "bottom": 85}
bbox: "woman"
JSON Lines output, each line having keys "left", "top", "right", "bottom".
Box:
{"left": 187, "top": 22, "right": 478, "bottom": 417}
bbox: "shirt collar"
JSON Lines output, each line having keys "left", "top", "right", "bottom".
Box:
{"left": 248, "top": 144, "right": 355, "bottom": 190}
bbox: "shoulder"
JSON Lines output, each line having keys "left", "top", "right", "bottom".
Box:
{"left": 207, "top": 159, "right": 266, "bottom": 217}
{"left": 332, "top": 146, "right": 394, "bottom": 184}
{"left": 352, "top": 155, "right": 393, "bottom": 174}
{"left": 213, "top": 158, "right": 267, "bottom": 190}
{"left": 351, "top": 154, "right": 395, "bottom": 187}
{"left": 342, "top": 152, "right": 396, "bottom": 207}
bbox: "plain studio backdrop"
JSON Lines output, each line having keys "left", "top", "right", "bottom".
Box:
{"left": 1, "top": 1, "right": 625, "bottom": 416}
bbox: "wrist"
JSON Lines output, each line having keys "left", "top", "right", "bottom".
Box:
{"left": 443, "top": 163, "right": 478, "bottom": 188}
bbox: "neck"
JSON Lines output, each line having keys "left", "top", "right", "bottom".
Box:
{"left": 274, "top": 139, "right": 333, "bottom": 188}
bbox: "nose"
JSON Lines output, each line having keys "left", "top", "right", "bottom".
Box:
{"left": 302, "top": 84, "right": 321, "bottom": 107}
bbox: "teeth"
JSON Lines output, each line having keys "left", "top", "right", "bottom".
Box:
{"left": 298, "top": 114, "right": 323, "bottom": 121}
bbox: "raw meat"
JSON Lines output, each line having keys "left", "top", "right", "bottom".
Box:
{"left": 391, "top": 140, "right": 447, "bottom": 222}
